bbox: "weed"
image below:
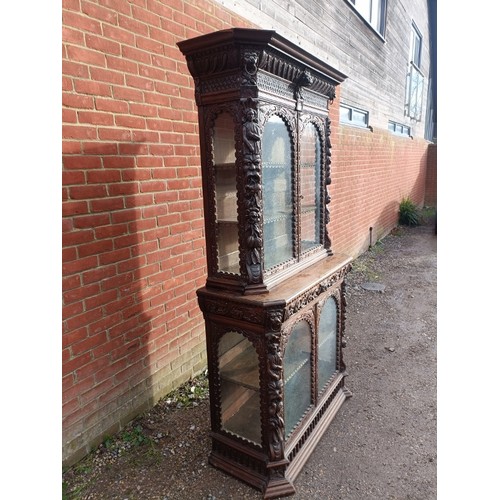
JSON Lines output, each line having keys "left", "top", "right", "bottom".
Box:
{"left": 162, "top": 369, "right": 210, "bottom": 409}
{"left": 122, "top": 425, "right": 151, "bottom": 447}
{"left": 351, "top": 255, "right": 379, "bottom": 281}
{"left": 370, "top": 240, "right": 384, "bottom": 254}
{"left": 399, "top": 197, "right": 420, "bottom": 226}
{"left": 129, "top": 441, "right": 163, "bottom": 467}
{"left": 62, "top": 370, "right": 211, "bottom": 499}
{"left": 62, "top": 481, "right": 69, "bottom": 500}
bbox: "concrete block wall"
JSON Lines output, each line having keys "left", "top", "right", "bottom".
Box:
{"left": 62, "top": 0, "right": 433, "bottom": 466}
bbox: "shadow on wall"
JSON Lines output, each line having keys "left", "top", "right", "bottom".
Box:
{"left": 63, "top": 141, "right": 160, "bottom": 466}
{"left": 367, "top": 143, "right": 430, "bottom": 250}
{"left": 363, "top": 199, "right": 400, "bottom": 251}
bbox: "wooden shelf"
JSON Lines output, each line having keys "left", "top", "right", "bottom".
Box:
{"left": 318, "top": 332, "right": 335, "bottom": 351}
{"left": 301, "top": 204, "right": 317, "bottom": 214}
{"left": 215, "top": 162, "right": 236, "bottom": 169}
{"left": 217, "top": 219, "right": 238, "bottom": 224}
{"left": 284, "top": 356, "right": 309, "bottom": 385}
{"left": 262, "top": 163, "right": 287, "bottom": 169}
{"left": 220, "top": 343, "right": 259, "bottom": 390}
{"left": 264, "top": 213, "right": 292, "bottom": 224}
{"left": 222, "top": 390, "right": 261, "bottom": 444}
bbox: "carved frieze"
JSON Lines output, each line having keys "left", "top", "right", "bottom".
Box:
{"left": 199, "top": 295, "right": 265, "bottom": 324}
{"left": 284, "top": 263, "right": 352, "bottom": 320}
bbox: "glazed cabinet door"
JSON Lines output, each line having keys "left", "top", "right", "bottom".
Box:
{"left": 217, "top": 330, "right": 261, "bottom": 445}
{"left": 283, "top": 320, "right": 312, "bottom": 438}
{"left": 317, "top": 296, "right": 338, "bottom": 395}
{"left": 213, "top": 112, "right": 239, "bottom": 275}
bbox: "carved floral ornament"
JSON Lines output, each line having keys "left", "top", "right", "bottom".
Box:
{"left": 285, "top": 264, "right": 351, "bottom": 320}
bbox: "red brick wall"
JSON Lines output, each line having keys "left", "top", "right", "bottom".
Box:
{"left": 328, "top": 91, "right": 429, "bottom": 256}
{"left": 425, "top": 143, "right": 437, "bottom": 206}
{"left": 62, "top": 0, "right": 431, "bottom": 466}
{"left": 62, "top": 0, "right": 255, "bottom": 465}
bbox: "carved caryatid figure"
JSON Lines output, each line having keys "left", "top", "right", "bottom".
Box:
{"left": 242, "top": 108, "right": 261, "bottom": 155}
{"left": 266, "top": 330, "right": 285, "bottom": 462}
{"left": 242, "top": 106, "right": 264, "bottom": 283}
{"left": 246, "top": 207, "right": 263, "bottom": 282}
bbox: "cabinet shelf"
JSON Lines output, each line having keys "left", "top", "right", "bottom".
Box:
{"left": 215, "top": 162, "right": 236, "bottom": 169}
{"left": 284, "top": 356, "right": 309, "bottom": 385}
{"left": 217, "top": 219, "right": 238, "bottom": 224}
{"left": 301, "top": 205, "right": 317, "bottom": 214}
{"left": 264, "top": 213, "right": 292, "bottom": 224}
{"left": 220, "top": 343, "right": 260, "bottom": 391}
{"left": 222, "top": 389, "right": 261, "bottom": 445}
{"left": 318, "top": 331, "right": 335, "bottom": 351}
{"left": 262, "top": 163, "right": 287, "bottom": 169}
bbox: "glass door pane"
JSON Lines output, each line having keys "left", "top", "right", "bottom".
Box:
{"left": 317, "top": 297, "right": 338, "bottom": 393}
{"left": 218, "top": 331, "right": 261, "bottom": 445}
{"left": 213, "top": 112, "right": 239, "bottom": 274}
{"left": 284, "top": 320, "right": 312, "bottom": 438}
{"left": 262, "top": 115, "right": 294, "bottom": 270}
{"left": 299, "top": 122, "right": 321, "bottom": 253}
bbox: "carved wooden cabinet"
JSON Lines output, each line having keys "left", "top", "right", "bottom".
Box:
{"left": 178, "top": 28, "right": 351, "bottom": 498}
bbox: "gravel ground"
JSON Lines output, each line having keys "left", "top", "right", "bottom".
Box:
{"left": 63, "top": 223, "right": 437, "bottom": 500}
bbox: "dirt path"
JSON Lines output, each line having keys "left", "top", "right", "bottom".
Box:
{"left": 63, "top": 223, "right": 437, "bottom": 500}
{"left": 294, "top": 223, "right": 437, "bottom": 499}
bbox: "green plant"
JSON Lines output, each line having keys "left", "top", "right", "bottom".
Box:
{"left": 122, "top": 424, "right": 150, "bottom": 447}
{"left": 163, "top": 370, "right": 210, "bottom": 408}
{"left": 398, "top": 197, "right": 420, "bottom": 226}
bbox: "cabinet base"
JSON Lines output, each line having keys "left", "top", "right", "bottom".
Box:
{"left": 208, "top": 380, "right": 352, "bottom": 499}
{"left": 209, "top": 446, "right": 296, "bottom": 499}
{"left": 285, "top": 385, "right": 352, "bottom": 485}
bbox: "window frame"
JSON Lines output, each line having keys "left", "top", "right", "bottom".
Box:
{"left": 339, "top": 104, "right": 370, "bottom": 129}
{"left": 404, "top": 21, "right": 425, "bottom": 121}
{"left": 388, "top": 120, "right": 411, "bottom": 137}
{"left": 345, "top": 0, "right": 387, "bottom": 37}
{"left": 410, "top": 22, "right": 423, "bottom": 69}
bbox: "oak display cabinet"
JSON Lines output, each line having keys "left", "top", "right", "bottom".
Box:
{"left": 178, "top": 29, "right": 352, "bottom": 499}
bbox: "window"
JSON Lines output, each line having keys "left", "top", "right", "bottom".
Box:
{"left": 388, "top": 120, "right": 411, "bottom": 137}
{"left": 410, "top": 23, "right": 422, "bottom": 69}
{"left": 347, "top": 0, "right": 387, "bottom": 35}
{"left": 340, "top": 104, "right": 369, "bottom": 127}
{"left": 404, "top": 22, "right": 424, "bottom": 120}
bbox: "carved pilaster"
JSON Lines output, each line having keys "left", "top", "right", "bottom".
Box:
{"left": 338, "top": 277, "right": 349, "bottom": 372}
{"left": 241, "top": 100, "right": 264, "bottom": 284}
{"left": 324, "top": 116, "right": 333, "bottom": 251}
{"left": 265, "top": 329, "right": 286, "bottom": 464}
